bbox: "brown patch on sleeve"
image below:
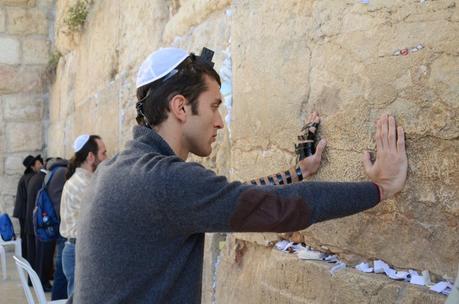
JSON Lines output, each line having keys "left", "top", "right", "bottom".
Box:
{"left": 229, "top": 188, "right": 312, "bottom": 232}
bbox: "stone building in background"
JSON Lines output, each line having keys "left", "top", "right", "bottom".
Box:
{"left": 1, "top": 1, "right": 458, "bottom": 303}
{"left": 0, "top": 0, "right": 54, "bottom": 216}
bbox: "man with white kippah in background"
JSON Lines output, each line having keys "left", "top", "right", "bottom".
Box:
{"left": 74, "top": 47, "right": 407, "bottom": 303}
{"left": 59, "top": 134, "right": 106, "bottom": 298}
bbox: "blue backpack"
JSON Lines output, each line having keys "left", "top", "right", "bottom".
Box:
{"left": 0, "top": 213, "right": 15, "bottom": 242}
{"left": 33, "top": 169, "right": 60, "bottom": 241}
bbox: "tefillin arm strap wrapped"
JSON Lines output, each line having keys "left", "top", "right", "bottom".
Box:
{"left": 295, "top": 121, "right": 320, "bottom": 161}
{"left": 247, "top": 120, "right": 320, "bottom": 186}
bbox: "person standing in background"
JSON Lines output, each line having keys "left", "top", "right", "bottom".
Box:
{"left": 45, "top": 157, "right": 69, "bottom": 300}
{"left": 60, "top": 135, "right": 107, "bottom": 297}
{"left": 13, "top": 155, "right": 43, "bottom": 258}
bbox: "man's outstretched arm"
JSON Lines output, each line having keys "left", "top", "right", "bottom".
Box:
{"left": 161, "top": 114, "right": 407, "bottom": 234}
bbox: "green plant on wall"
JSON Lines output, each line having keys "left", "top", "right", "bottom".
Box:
{"left": 64, "top": 0, "right": 91, "bottom": 32}
{"left": 45, "top": 50, "right": 62, "bottom": 81}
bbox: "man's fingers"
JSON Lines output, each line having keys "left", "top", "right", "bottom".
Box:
{"left": 380, "top": 114, "right": 389, "bottom": 149}
{"left": 397, "top": 126, "right": 405, "bottom": 153}
{"left": 362, "top": 151, "right": 373, "bottom": 173}
{"left": 388, "top": 116, "right": 396, "bottom": 150}
{"left": 375, "top": 118, "right": 384, "bottom": 150}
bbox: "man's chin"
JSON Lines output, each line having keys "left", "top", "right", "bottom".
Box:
{"left": 192, "top": 148, "right": 212, "bottom": 158}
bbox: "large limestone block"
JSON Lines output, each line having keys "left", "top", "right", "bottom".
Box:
{"left": 0, "top": 175, "right": 20, "bottom": 196}
{"left": 47, "top": 120, "right": 66, "bottom": 158}
{"left": 117, "top": 74, "right": 137, "bottom": 151}
{"left": 231, "top": 0, "right": 314, "bottom": 180}
{"left": 0, "top": 36, "right": 20, "bottom": 64}
{"left": 73, "top": 0, "right": 120, "bottom": 108}
{"left": 215, "top": 239, "right": 446, "bottom": 304}
{"left": 230, "top": 0, "right": 458, "bottom": 278}
{"left": 0, "top": 64, "right": 45, "bottom": 94}
{"left": 117, "top": 0, "right": 169, "bottom": 73}
{"left": 163, "top": 0, "right": 230, "bottom": 43}
{"left": 93, "top": 81, "right": 120, "bottom": 157}
{"left": 0, "top": 0, "right": 36, "bottom": 6}
{"left": 54, "top": 0, "right": 81, "bottom": 54}
{"left": 73, "top": 79, "right": 120, "bottom": 157}
{"left": 5, "top": 154, "right": 28, "bottom": 174}
{"left": 6, "top": 7, "right": 48, "bottom": 35}
{"left": 3, "top": 93, "right": 43, "bottom": 122}
{"left": 22, "top": 36, "right": 49, "bottom": 64}
{"left": 5, "top": 121, "right": 42, "bottom": 152}
{"left": 51, "top": 51, "right": 77, "bottom": 121}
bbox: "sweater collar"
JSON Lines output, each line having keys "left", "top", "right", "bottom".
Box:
{"left": 132, "top": 125, "right": 176, "bottom": 157}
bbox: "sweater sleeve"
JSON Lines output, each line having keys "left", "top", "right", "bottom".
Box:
{"left": 162, "top": 159, "right": 380, "bottom": 235}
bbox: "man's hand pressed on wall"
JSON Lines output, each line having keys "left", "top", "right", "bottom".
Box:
{"left": 363, "top": 114, "right": 408, "bottom": 200}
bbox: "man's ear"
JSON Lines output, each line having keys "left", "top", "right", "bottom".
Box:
{"left": 87, "top": 152, "right": 96, "bottom": 165}
{"left": 169, "top": 95, "right": 188, "bottom": 122}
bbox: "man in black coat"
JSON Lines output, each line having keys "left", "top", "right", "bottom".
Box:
{"left": 13, "top": 155, "right": 43, "bottom": 258}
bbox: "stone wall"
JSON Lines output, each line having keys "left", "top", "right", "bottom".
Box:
{"left": 0, "top": 0, "right": 53, "bottom": 215}
{"left": 47, "top": 0, "right": 458, "bottom": 303}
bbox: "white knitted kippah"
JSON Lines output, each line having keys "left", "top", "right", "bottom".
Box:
{"left": 73, "top": 134, "right": 90, "bottom": 153}
{"left": 136, "top": 47, "right": 189, "bottom": 89}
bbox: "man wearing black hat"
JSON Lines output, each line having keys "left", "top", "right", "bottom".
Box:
{"left": 13, "top": 155, "right": 43, "bottom": 259}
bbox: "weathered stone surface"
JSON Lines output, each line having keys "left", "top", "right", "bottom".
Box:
{"left": 6, "top": 7, "right": 48, "bottom": 34}
{"left": 215, "top": 237, "right": 446, "bottom": 304}
{"left": 22, "top": 36, "right": 49, "bottom": 64}
{"left": 0, "top": 175, "right": 20, "bottom": 196}
{"left": 0, "top": 0, "right": 35, "bottom": 6}
{"left": 3, "top": 93, "right": 43, "bottom": 122}
{"left": 0, "top": 153, "right": 4, "bottom": 175}
{"left": 0, "top": 36, "right": 20, "bottom": 64}
{"left": 0, "top": 64, "right": 45, "bottom": 94}
{"left": 47, "top": 0, "right": 459, "bottom": 301}
{"left": 231, "top": 0, "right": 459, "bottom": 279}
{"left": 73, "top": 0, "right": 120, "bottom": 109}
{"left": 46, "top": 120, "right": 66, "bottom": 158}
{"left": 117, "top": 0, "right": 169, "bottom": 73}
{"left": 5, "top": 154, "right": 26, "bottom": 174}
{"left": 0, "top": 8, "right": 5, "bottom": 32}
{"left": 163, "top": 0, "right": 230, "bottom": 43}
{"left": 5, "top": 121, "right": 42, "bottom": 152}
{"left": 201, "top": 233, "right": 226, "bottom": 304}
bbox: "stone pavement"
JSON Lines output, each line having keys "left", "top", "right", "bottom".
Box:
{"left": 0, "top": 249, "right": 51, "bottom": 303}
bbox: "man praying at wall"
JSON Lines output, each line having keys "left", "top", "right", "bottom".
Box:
{"left": 74, "top": 47, "right": 407, "bottom": 304}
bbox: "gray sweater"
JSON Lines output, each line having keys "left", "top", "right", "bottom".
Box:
{"left": 74, "top": 126, "right": 380, "bottom": 304}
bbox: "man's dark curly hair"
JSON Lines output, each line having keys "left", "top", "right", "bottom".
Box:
{"left": 136, "top": 54, "right": 221, "bottom": 127}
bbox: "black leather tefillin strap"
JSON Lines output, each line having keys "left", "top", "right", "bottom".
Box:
{"left": 284, "top": 170, "right": 292, "bottom": 184}
{"left": 295, "top": 121, "right": 320, "bottom": 161}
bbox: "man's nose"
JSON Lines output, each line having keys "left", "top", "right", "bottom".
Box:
{"left": 215, "top": 112, "right": 224, "bottom": 129}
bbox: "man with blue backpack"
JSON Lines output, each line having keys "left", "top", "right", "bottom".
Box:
{"left": 25, "top": 157, "right": 55, "bottom": 291}
{"left": 31, "top": 157, "right": 69, "bottom": 295}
